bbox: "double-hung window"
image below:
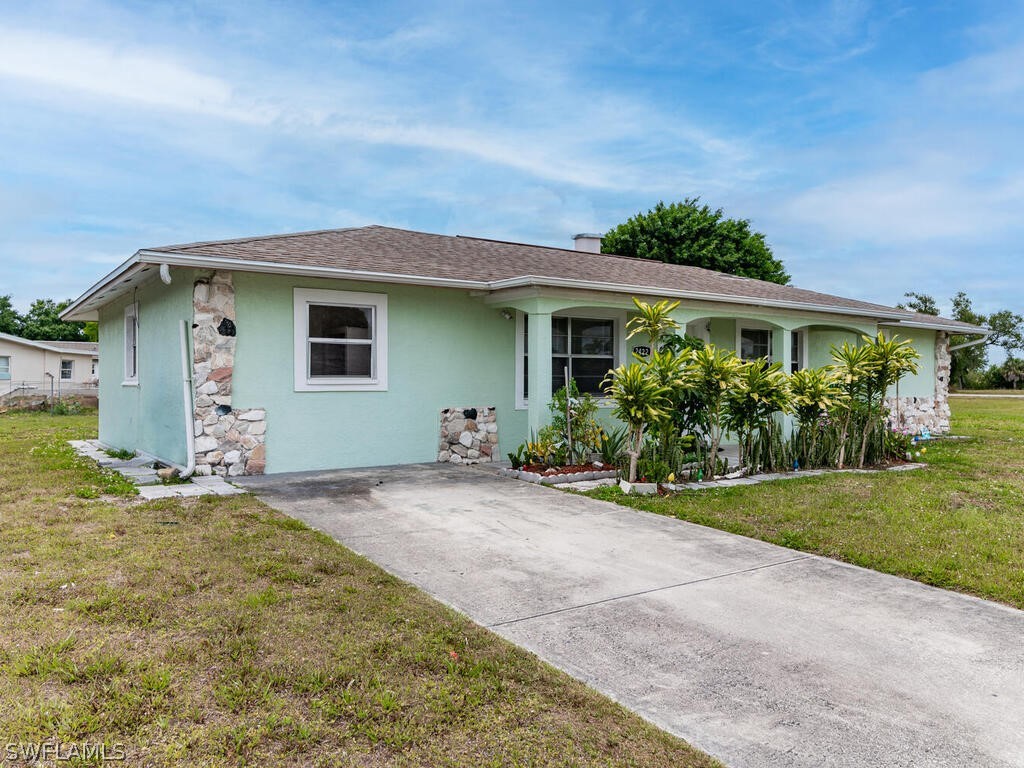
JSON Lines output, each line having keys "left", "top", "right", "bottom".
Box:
{"left": 123, "top": 304, "right": 138, "bottom": 384}
{"left": 293, "top": 288, "right": 388, "bottom": 391}
{"left": 521, "top": 315, "right": 617, "bottom": 401}
{"left": 60, "top": 360, "right": 73, "bottom": 380}
{"left": 0, "top": 356, "right": 9, "bottom": 380}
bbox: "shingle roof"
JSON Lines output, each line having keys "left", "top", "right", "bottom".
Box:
{"left": 149, "top": 225, "right": 909, "bottom": 317}
{"left": 63, "top": 224, "right": 986, "bottom": 332}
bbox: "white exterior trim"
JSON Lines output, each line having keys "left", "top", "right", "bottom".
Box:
{"left": 122, "top": 303, "right": 138, "bottom": 386}
{"left": 293, "top": 287, "right": 388, "bottom": 392}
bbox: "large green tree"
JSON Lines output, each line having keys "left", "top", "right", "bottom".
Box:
{"left": 897, "top": 291, "right": 939, "bottom": 316}
{"left": 0, "top": 295, "right": 21, "bottom": 335}
{"left": 602, "top": 199, "right": 790, "bottom": 284}
{"left": 18, "top": 299, "right": 86, "bottom": 341}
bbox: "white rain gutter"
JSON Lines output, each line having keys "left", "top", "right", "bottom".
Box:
{"left": 949, "top": 331, "right": 992, "bottom": 352}
{"left": 178, "top": 319, "right": 196, "bottom": 478}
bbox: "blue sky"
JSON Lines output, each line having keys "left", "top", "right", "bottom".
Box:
{"left": 2, "top": 0, "right": 1023, "bottom": 323}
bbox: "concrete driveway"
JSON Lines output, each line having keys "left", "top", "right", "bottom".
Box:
{"left": 237, "top": 464, "right": 1024, "bottom": 768}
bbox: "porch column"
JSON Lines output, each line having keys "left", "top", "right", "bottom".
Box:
{"left": 778, "top": 328, "right": 792, "bottom": 373}
{"left": 777, "top": 328, "right": 795, "bottom": 441}
{"left": 526, "top": 311, "right": 552, "bottom": 434}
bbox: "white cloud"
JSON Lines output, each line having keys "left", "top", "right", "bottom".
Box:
{"left": 0, "top": 27, "right": 269, "bottom": 122}
{"left": 0, "top": 23, "right": 752, "bottom": 193}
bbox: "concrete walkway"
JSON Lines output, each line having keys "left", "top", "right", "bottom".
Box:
{"left": 237, "top": 464, "right": 1024, "bottom": 768}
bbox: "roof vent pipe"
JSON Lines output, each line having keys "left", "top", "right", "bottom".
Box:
{"left": 572, "top": 233, "right": 603, "bottom": 253}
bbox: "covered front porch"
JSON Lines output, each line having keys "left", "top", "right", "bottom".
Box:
{"left": 485, "top": 287, "right": 878, "bottom": 437}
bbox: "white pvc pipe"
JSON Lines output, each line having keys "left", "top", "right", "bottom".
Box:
{"left": 179, "top": 319, "right": 196, "bottom": 478}
{"left": 160, "top": 263, "right": 172, "bottom": 284}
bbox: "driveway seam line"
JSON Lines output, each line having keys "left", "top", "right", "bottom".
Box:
{"left": 487, "top": 555, "right": 811, "bottom": 628}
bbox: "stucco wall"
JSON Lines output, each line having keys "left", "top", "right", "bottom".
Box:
{"left": 231, "top": 273, "right": 527, "bottom": 473}
{"left": 97, "top": 270, "right": 193, "bottom": 464}
{"left": 884, "top": 328, "right": 936, "bottom": 399}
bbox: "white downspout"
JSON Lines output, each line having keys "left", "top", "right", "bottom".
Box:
{"left": 179, "top": 319, "right": 196, "bottom": 478}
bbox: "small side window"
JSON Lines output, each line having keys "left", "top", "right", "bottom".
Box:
{"left": 60, "top": 360, "right": 73, "bottom": 380}
{"left": 124, "top": 304, "right": 138, "bottom": 384}
{"left": 0, "top": 356, "right": 10, "bottom": 380}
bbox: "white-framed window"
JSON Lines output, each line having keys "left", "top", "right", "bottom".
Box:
{"left": 293, "top": 287, "right": 388, "bottom": 392}
{"left": 791, "top": 330, "right": 807, "bottom": 373}
{"left": 123, "top": 303, "right": 138, "bottom": 385}
{"left": 516, "top": 311, "right": 623, "bottom": 407}
{"left": 738, "top": 324, "right": 773, "bottom": 362}
{"left": 60, "top": 360, "right": 73, "bottom": 380}
{"left": 0, "top": 356, "right": 9, "bottom": 380}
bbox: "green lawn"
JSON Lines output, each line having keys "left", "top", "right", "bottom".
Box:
{"left": 587, "top": 397, "right": 1024, "bottom": 609}
{"left": 0, "top": 412, "right": 718, "bottom": 768}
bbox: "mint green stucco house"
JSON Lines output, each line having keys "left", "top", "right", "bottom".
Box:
{"left": 62, "top": 226, "right": 985, "bottom": 476}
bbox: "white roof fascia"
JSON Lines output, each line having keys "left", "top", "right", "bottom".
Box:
{"left": 60, "top": 253, "right": 146, "bottom": 321}
{"left": 137, "top": 251, "right": 492, "bottom": 290}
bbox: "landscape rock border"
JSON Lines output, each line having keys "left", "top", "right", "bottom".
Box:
{"left": 498, "top": 467, "right": 619, "bottom": 485}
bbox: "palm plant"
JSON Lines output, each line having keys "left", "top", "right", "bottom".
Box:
{"left": 789, "top": 367, "right": 847, "bottom": 467}
{"left": 829, "top": 341, "right": 876, "bottom": 468}
{"left": 856, "top": 333, "right": 919, "bottom": 467}
{"left": 723, "top": 360, "right": 791, "bottom": 471}
{"left": 626, "top": 298, "right": 681, "bottom": 352}
{"left": 644, "top": 347, "right": 693, "bottom": 465}
{"left": 602, "top": 362, "right": 672, "bottom": 483}
{"left": 685, "top": 344, "right": 743, "bottom": 477}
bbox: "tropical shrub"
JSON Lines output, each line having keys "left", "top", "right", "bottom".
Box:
{"left": 723, "top": 360, "right": 791, "bottom": 472}
{"left": 828, "top": 341, "right": 876, "bottom": 468}
{"left": 789, "top": 368, "right": 847, "bottom": 468}
{"left": 595, "top": 424, "right": 628, "bottom": 468}
{"left": 547, "top": 379, "right": 601, "bottom": 464}
{"left": 685, "top": 344, "right": 743, "bottom": 477}
{"left": 626, "top": 297, "right": 681, "bottom": 350}
{"left": 601, "top": 362, "right": 672, "bottom": 483}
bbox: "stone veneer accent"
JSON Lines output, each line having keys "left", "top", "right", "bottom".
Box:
{"left": 885, "top": 331, "right": 951, "bottom": 434}
{"left": 438, "top": 407, "right": 498, "bottom": 464}
{"left": 191, "top": 272, "right": 267, "bottom": 476}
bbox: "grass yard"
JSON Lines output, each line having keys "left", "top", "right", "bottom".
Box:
{"left": 587, "top": 397, "right": 1024, "bottom": 609}
{"left": 0, "top": 412, "right": 719, "bottom": 768}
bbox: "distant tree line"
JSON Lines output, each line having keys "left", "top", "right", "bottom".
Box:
{"left": 898, "top": 291, "right": 1024, "bottom": 389}
{"left": 0, "top": 295, "right": 95, "bottom": 341}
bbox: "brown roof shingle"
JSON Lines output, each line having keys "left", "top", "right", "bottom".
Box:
{"left": 150, "top": 225, "right": 917, "bottom": 318}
